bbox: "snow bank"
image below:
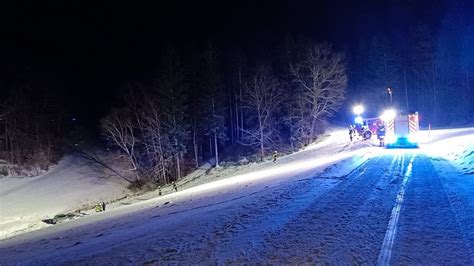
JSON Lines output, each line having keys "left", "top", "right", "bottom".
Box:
{"left": 0, "top": 156, "right": 129, "bottom": 240}
{"left": 422, "top": 128, "right": 474, "bottom": 175}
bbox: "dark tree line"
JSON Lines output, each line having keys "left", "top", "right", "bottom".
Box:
{"left": 0, "top": 86, "right": 67, "bottom": 174}
{"left": 102, "top": 39, "right": 347, "bottom": 184}
{"left": 348, "top": 5, "right": 474, "bottom": 126}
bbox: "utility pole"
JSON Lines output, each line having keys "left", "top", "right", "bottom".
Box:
{"left": 387, "top": 87, "right": 393, "bottom": 105}
{"left": 404, "top": 70, "right": 409, "bottom": 111}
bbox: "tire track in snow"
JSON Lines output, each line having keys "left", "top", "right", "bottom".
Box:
{"left": 211, "top": 177, "right": 340, "bottom": 263}
{"left": 390, "top": 155, "right": 473, "bottom": 264}
{"left": 433, "top": 159, "right": 474, "bottom": 263}
{"left": 377, "top": 153, "right": 414, "bottom": 265}
{"left": 213, "top": 154, "right": 403, "bottom": 264}
{"left": 204, "top": 157, "right": 372, "bottom": 263}
{"left": 252, "top": 154, "right": 402, "bottom": 264}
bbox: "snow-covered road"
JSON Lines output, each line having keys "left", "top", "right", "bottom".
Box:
{"left": 389, "top": 153, "right": 474, "bottom": 264}
{"left": 1, "top": 128, "right": 474, "bottom": 264}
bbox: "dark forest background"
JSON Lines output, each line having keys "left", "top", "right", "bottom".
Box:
{"left": 0, "top": 0, "right": 473, "bottom": 183}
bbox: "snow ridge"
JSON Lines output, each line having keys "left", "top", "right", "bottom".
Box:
{"left": 378, "top": 154, "right": 414, "bottom": 265}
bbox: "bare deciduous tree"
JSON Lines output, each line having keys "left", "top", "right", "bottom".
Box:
{"left": 241, "top": 66, "right": 283, "bottom": 161}
{"left": 101, "top": 108, "right": 140, "bottom": 181}
{"left": 290, "top": 43, "right": 347, "bottom": 142}
{"left": 140, "top": 96, "right": 173, "bottom": 184}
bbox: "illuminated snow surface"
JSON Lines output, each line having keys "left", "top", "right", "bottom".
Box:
{"left": 0, "top": 127, "right": 473, "bottom": 264}
{"left": 0, "top": 156, "right": 130, "bottom": 240}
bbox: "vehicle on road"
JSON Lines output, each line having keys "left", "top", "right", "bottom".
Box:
{"left": 383, "top": 111, "right": 420, "bottom": 148}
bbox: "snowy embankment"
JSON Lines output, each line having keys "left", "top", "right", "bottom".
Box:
{"left": 0, "top": 156, "right": 129, "bottom": 239}
{"left": 422, "top": 127, "right": 474, "bottom": 175}
{"left": 0, "top": 127, "right": 374, "bottom": 241}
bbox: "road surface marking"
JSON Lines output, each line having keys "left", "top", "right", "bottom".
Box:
{"left": 378, "top": 154, "right": 415, "bottom": 265}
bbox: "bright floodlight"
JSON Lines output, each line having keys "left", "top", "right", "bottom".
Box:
{"left": 353, "top": 105, "right": 364, "bottom": 115}
{"left": 381, "top": 109, "right": 396, "bottom": 122}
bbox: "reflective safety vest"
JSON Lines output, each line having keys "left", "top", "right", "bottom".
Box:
{"left": 95, "top": 203, "right": 103, "bottom": 212}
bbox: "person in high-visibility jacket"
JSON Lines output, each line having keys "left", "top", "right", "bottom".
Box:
{"left": 95, "top": 203, "right": 103, "bottom": 212}
{"left": 95, "top": 202, "right": 106, "bottom": 212}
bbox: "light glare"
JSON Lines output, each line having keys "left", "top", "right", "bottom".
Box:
{"left": 381, "top": 109, "right": 396, "bottom": 122}
{"left": 171, "top": 149, "right": 374, "bottom": 197}
{"left": 408, "top": 134, "right": 419, "bottom": 143}
{"left": 385, "top": 134, "right": 398, "bottom": 144}
{"left": 353, "top": 105, "right": 364, "bottom": 115}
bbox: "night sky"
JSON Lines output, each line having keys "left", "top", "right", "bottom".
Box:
{"left": 0, "top": 0, "right": 457, "bottom": 127}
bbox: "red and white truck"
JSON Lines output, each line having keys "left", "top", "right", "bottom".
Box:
{"left": 382, "top": 111, "right": 420, "bottom": 148}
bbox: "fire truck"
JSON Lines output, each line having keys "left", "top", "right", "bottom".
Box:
{"left": 382, "top": 111, "right": 420, "bottom": 148}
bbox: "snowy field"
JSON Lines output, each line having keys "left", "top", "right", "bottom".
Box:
{"left": 0, "top": 156, "right": 129, "bottom": 239}
{"left": 0, "top": 127, "right": 473, "bottom": 264}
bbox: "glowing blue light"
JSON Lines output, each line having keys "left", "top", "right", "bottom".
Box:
{"left": 355, "top": 116, "right": 363, "bottom": 124}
